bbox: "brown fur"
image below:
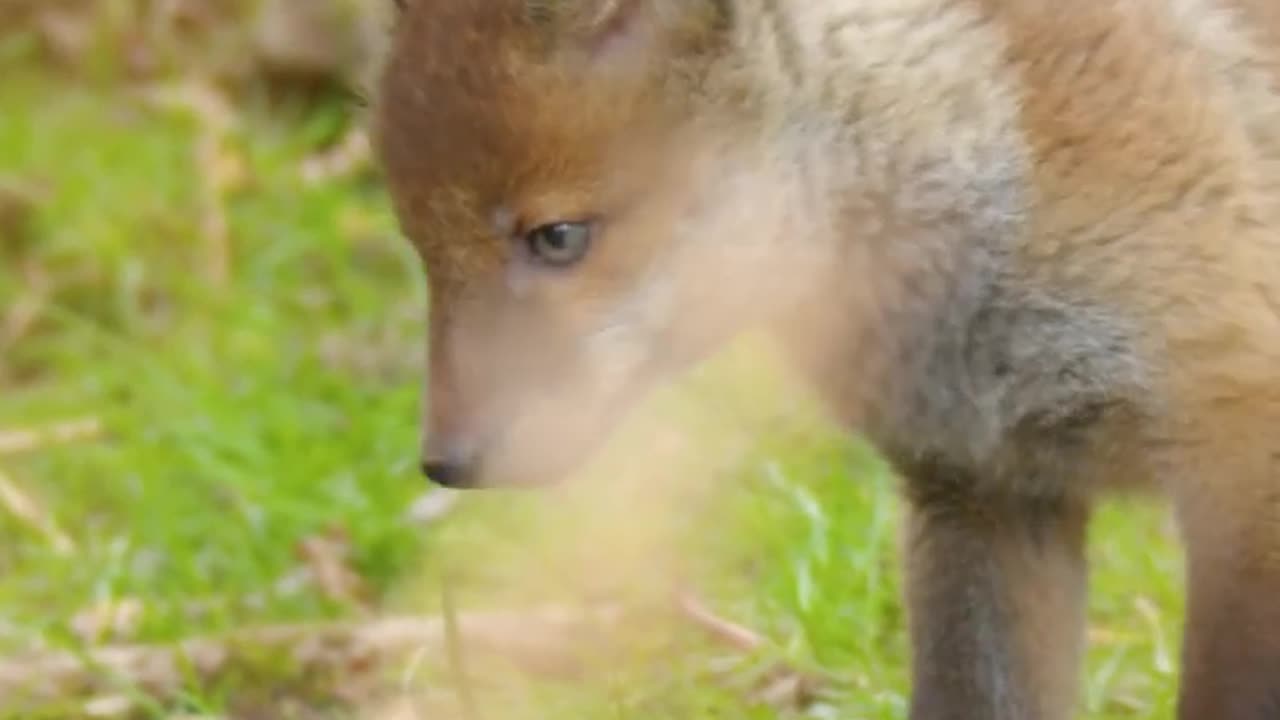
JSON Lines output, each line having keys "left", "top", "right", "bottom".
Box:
{"left": 374, "top": 0, "right": 1280, "bottom": 717}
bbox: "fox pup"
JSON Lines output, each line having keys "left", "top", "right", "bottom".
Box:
{"left": 374, "top": 0, "right": 1280, "bottom": 717}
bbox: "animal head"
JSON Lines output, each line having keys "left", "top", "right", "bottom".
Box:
{"left": 373, "top": 0, "right": 1018, "bottom": 486}
{"left": 375, "top": 0, "right": 861, "bottom": 488}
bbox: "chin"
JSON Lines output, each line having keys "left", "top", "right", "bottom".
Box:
{"left": 478, "top": 436, "right": 600, "bottom": 489}
{"left": 481, "top": 412, "right": 627, "bottom": 490}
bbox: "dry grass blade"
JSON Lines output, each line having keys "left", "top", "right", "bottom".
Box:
{"left": 675, "top": 591, "right": 827, "bottom": 712}
{"left": 675, "top": 592, "right": 763, "bottom": 653}
{"left": 441, "top": 577, "right": 483, "bottom": 720}
{"left": 0, "top": 469, "right": 75, "bottom": 555}
{"left": 140, "top": 81, "right": 242, "bottom": 288}
{"left": 301, "top": 127, "right": 372, "bottom": 185}
{"left": 404, "top": 489, "right": 461, "bottom": 526}
{"left": 0, "top": 417, "right": 102, "bottom": 456}
{"left": 0, "top": 175, "right": 47, "bottom": 251}
{"left": 294, "top": 525, "right": 372, "bottom": 612}
{"left": 0, "top": 605, "right": 623, "bottom": 716}
{"left": 1, "top": 263, "right": 52, "bottom": 350}
{"left": 70, "top": 598, "right": 146, "bottom": 646}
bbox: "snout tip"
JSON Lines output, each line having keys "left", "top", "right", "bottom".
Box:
{"left": 420, "top": 458, "right": 479, "bottom": 489}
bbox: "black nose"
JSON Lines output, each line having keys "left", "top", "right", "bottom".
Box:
{"left": 421, "top": 458, "right": 477, "bottom": 488}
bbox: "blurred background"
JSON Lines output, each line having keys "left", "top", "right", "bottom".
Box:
{"left": 0, "top": 2, "right": 1186, "bottom": 718}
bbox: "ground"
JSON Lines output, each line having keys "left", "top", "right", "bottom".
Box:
{"left": 0, "top": 7, "right": 1185, "bottom": 719}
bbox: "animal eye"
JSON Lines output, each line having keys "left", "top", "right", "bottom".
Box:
{"left": 523, "top": 221, "right": 593, "bottom": 267}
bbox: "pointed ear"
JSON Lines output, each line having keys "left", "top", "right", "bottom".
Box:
{"left": 529, "top": 0, "right": 732, "bottom": 64}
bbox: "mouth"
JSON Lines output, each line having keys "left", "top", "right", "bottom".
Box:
{"left": 421, "top": 357, "right": 683, "bottom": 491}
{"left": 425, "top": 393, "right": 645, "bottom": 491}
{"left": 418, "top": 430, "right": 598, "bottom": 491}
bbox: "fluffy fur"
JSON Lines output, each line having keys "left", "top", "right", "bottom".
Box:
{"left": 374, "top": 1, "right": 1280, "bottom": 717}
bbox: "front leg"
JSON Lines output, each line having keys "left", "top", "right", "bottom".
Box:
{"left": 902, "top": 477, "right": 1090, "bottom": 720}
{"left": 1174, "top": 440, "right": 1280, "bottom": 720}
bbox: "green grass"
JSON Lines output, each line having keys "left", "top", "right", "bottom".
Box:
{"left": 1, "top": 45, "right": 1185, "bottom": 719}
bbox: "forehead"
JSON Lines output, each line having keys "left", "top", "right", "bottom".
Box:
{"left": 375, "top": 1, "right": 650, "bottom": 286}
